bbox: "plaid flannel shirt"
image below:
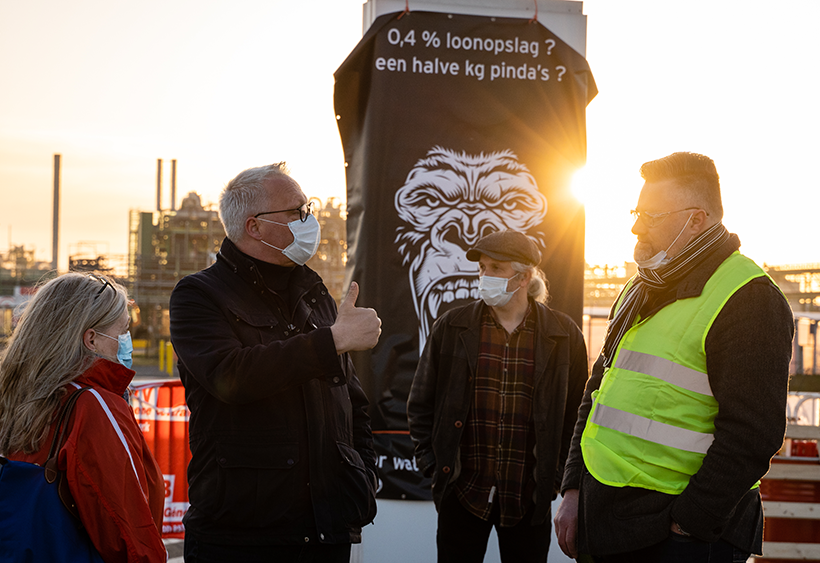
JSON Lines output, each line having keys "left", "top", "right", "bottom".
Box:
{"left": 454, "top": 304, "right": 537, "bottom": 526}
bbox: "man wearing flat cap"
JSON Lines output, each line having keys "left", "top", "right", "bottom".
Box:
{"left": 408, "top": 230, "right": 589, "bottom": 563}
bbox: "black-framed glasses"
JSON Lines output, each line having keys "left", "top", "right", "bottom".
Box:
{"left": 88, "top": 274, "right": 113, "bottom": 299}
{"left": 254, "top": 201, "right": 314, "bottom": 223}
{"left": 630, "top": 207, "right": 705, "bottom": 228}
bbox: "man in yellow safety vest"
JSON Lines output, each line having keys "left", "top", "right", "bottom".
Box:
{"left": 554, "top": 152, "right": 794, "bottom": 562}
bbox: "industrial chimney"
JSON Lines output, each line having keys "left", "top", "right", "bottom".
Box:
{"left": 171, "top": 159, "right": 177, "bottom": 211}
{"left": 52, "top": 154, "right": 61, "bottom": 271}
{"left": 156, "top": 158, "right": 163, "bottom": 211}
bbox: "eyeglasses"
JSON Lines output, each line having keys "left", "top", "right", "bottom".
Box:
{"left": 254, "top": 201, "right": 314, "bottom": 223}
{"left": 88, "top": 274, "right": 113, "bottom": 299}
{"left": 630, "top": 207, "right": 704, "bottom": 228}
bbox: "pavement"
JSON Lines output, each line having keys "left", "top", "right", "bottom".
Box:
{"left": 163, "top": 538, "right": 184, "bottom": 562}
{"left": 131, "top": 358, "right": 178, "bottom": 381}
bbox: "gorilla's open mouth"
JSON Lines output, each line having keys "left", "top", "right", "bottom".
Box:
{"left": 423, "top": 275, "right": 479, "bottom": 321}
{"left": 414, "top": 274, "right": 479, "bottom": 349}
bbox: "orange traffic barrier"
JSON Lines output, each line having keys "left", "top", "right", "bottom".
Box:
{"left": 130, "top": 379, "right": 191, "bottom": 539}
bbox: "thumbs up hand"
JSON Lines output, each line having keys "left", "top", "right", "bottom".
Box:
{"left": 330, "top": 282, "right": 382, "bottom": 354}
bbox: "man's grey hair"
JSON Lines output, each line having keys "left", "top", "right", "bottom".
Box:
{"left": 511, "top": 262, "right": 550, "bottom": 304}
{"left": 219, "top": 162, "right": 292, "bottom": 242}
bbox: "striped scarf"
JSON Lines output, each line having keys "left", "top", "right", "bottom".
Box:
{"left": 601, "top": 222, "right": 731, "bottom": 367}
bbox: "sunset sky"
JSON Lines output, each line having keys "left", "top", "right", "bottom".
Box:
{"left": 1, "top": 0, "right": 818, "bottom": 271}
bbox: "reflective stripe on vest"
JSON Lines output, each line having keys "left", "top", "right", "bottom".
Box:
{"left": 614, "top": 350, "right": 713, "bottom": 397}
{"left": 590, "top": 403, "right": 714, "bottom": 454}
{"left": 581, "top": 252, "right": 774, "bottom": 494}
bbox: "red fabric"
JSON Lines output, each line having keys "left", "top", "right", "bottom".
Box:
{"left": 11, "top": 358, "right": 166, "bottom": 563}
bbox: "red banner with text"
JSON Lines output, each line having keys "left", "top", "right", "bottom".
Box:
{"left": 130, "top": 380, "right": 191, "bottom": 539}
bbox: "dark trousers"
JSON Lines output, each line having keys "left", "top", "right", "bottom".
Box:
{"left": 183, "top": 535, "right": 351, "bottom": 563}
{"left": 593, "top": 533, "right": 750, "bottom": 563}
{"left": 437, "top": 490, "right": 550, "bottom": 563}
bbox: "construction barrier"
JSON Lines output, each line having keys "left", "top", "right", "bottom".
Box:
{"left": 158, "top": 340, "right": 176, "bottom": 376}
{"left": 758, "top": 393, "right": 820, "bottom": 562}
{"left": 130, "top": 379, "right": 191, "bottom": 539}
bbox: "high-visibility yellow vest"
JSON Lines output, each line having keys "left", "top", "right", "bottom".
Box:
{"left": 581, "top": 252, "right": 772, "bottom": 494}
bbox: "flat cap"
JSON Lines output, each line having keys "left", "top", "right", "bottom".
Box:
{"left": 466, "top": 230, "right": 541, "bottom": 266}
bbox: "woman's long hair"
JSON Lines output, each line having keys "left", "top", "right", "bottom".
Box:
{"left": 0, "top": 272, "right": 128, "bottom": 455}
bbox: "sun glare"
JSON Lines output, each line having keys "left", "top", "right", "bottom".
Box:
{"left": 570, "top": 166, "right": 590, "bottom": 205}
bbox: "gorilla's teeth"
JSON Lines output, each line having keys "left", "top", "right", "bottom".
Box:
{"left": 456, "top": 288, "right": 469, "bottom": 300}
{"left": 444, "top": 291, "right": 455, "bottom": 303}
{"left": 430, "top": 293, "right": 442, "bottom": 317}
{"left": 470, "top": 288, "right": 479, "bottom": 299}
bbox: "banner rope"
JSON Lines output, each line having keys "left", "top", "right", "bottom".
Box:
{"left": 398, "top": 0, "right": 410, "bottom": 19}
{"left": 529, "top": 0, "right": 538, "bottom": 23}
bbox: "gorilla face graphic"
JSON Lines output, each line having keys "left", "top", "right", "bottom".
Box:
{"left": 395, "top": 146, "right": 548, "bottom": 350}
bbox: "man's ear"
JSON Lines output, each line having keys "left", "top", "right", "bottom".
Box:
{"left": 690, "top": 208, "right": 711, "bottom": 233}
{"left": 245, "top": 216, "right": 263, "bottom": 241}
{"left": 83, "top": 328, "right": 97, "bottom": 352}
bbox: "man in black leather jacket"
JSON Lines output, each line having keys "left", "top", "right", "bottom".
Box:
{"left": 408, "top": 231, "right": 589, "bottom": 563}
{"left": 170, "top": 162, "right": 382, "bottom": 563}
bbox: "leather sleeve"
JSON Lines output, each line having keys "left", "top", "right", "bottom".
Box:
{"left": 555, "top": 314, "right": 591, "bottom": 495}
{"left": 406, "top": 315, "right": 445, "bottom": 477}
{"left": 346, "top": 353, "right": 378, "bottom": 483}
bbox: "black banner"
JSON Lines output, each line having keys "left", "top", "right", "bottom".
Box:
{"left": 334, "top": 11, "right": 596, "bottom": 500}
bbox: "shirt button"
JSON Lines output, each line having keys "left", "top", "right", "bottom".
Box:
{"left": 287, "top": 459, "right": 294, "bottom": 466}
{"left": 442, "top": 466, "right": 451, "bottom": 474}
{"left": 454, "top": 421, "right": 463, "bottom": 428}
{"left": 320, "top": 533, "right": 325, "bottom": 540}
{"left": 332, "top": 376, "right": 340, "bottom": 383}
{"left": 304, "top": 536, "right": 310, "bottom": 542}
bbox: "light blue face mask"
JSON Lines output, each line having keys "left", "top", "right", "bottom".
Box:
{"left": 98, "top": 330, "right": 133, "bottom": 369}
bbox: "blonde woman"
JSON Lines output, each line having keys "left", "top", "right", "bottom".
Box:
{"left": 0, "top": 273, "right": 166, "bottom": 562}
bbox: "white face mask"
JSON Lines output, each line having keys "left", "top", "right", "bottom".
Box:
{"left": 635, "top": 213, "right": 693, "bottom": 270}
{"left": 478, "top": 273, "right": 521, "bottom": 307}
{"left": 257, "top": 213, "right": 321, "bottom": 266}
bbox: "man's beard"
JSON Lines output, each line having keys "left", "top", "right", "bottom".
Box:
{"left": 633, "top": 241, "right": 656, "bottom": 263}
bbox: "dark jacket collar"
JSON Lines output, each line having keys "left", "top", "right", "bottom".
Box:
{"left": 446, "top": 298, "right": 567, "bottom": 384}
{"left": 448, "top": 298, "right": 569, "bottom": 340}
{"left": 216, "top": 237, "right": 321, "bottom": 297}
